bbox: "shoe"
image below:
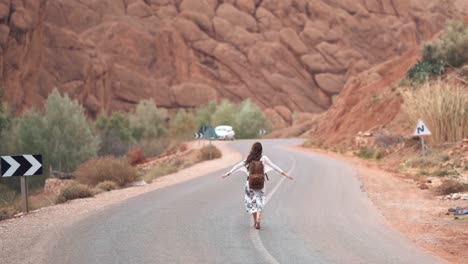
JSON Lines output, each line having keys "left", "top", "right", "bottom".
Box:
{"left": 255, "top": 222, "right": 260, "bottom": 229}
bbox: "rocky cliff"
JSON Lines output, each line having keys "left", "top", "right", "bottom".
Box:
{"left": 0, "top": 0, "right": 460, "bottom": 119}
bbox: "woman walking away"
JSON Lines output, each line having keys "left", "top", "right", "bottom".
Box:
{"left": 222, "top": 142, "right": 293, "bottom": 229}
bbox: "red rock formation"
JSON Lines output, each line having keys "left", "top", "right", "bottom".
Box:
{"left": 0, "top": 0, "right": 462, "bottom": 121}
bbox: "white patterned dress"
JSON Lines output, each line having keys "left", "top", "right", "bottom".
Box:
{"left": 227, "top": 155, "right": 285, "bottom": 214}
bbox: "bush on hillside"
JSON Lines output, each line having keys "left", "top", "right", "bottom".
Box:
{"left": 406, "top": 60, "right": 446, "bottom": 83}
{"left": 56, "top": 184, "right": 94, "bottom": 204}
{"left": 129, "top": 100, "right": 167, "bottom": 141}
{"left": 406, "top": 20, "right": 467, "bottom": 83}
{"left": 423, "top": 20, "right": 468, "bottom": 68}
{"left": 74, "top": 156, "right": 138, "bottom": 187}
{"left": 402, "top": 81, "right": 467, "bottom": 144}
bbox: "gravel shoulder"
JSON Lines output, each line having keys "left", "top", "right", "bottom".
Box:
{"left": 295, "top": 146, "right": 468, "bottom": 264}
{"left": 0, "top": 141, "right": 241, "bottom": 264}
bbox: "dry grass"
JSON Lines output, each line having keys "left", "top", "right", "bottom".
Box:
{"left": 143, "top": 145, "right": 221, "bottom": 183}
{"left": 143, "top": 163, "right": 179, "bottom": 183}
{"left": 197, "top": 145, "right": 222, "bottom": 161}
{"left": 29, "top": 191, "right": 57, "bottom": 210}
{"left": 0, "top": 207, "right": 17, "bottom": 221}
{"left": 436, "top": 179, "right": 468, "bottom": 195}
{"left": 74, "top": 156, "right": 138, "bottom": 187}
{"left": 402, "top": 81, "right": 467, "bottom": 144}
{"left": 56, "top": 184, "right": 94, "bottom": 204}
{"left": 96, "top": 181, "right": 119, "bottom": 192}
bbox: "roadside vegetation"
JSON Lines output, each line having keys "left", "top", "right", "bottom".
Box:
{"left": 303, "top": 20, "right": 468, "bottom": 198}
{"left": 404, "top": 20, "right": 468, "bottom": 84}
{"left": 0, "top": 87, "right": 270, "bottom": 220}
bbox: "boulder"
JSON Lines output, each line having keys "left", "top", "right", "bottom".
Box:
{"left": 315, "top": 73, "right": 346, "bottom": 94}
{"left": 172, "top": 82, "right": 218, "bottom": 107}
{"left": 216, "top": 3, "right": 258, "bottom": 32}
{"left": 279, "top": 28, "right": 308, "bottom": 55}
{"left": 127, "top": 1, "right": 152, "bottom": 17}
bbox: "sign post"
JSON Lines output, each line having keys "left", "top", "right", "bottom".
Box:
{"left": 412, "top": 119, "right": 431, "bottom": 156}
{"left": 20, "top": 176, "right": 29, "bottom": 212}
{"left": 1, "top": 154, "right": 43, "bottom": 213}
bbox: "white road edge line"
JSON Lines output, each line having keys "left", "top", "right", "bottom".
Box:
{"left": 249, "top": 157, "right": 297, "bottom": 264}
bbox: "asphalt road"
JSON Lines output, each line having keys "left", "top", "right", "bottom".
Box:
{"left": 43, "top": 139, "right": 443, "bottom": 264}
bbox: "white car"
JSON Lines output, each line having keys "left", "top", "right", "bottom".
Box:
{"left": 214, "top": 125, "right": 236, "bottom": 140}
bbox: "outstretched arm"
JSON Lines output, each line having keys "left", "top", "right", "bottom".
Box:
{"left": 222, "top": 160, "right": 246, "bottom": 179}
{"left": 263, "top": 156, "right": 294, "bottom": 180}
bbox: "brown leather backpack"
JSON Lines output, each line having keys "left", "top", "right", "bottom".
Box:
{"left": 248, "top": 160, "right": 265, "bottom": 190}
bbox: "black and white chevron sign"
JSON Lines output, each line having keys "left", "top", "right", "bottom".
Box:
{"left": 194, "top": 132, "right": 204, "bottom": 139}
{"left": 1, "top": 155, "right": 43, "bottom": 177}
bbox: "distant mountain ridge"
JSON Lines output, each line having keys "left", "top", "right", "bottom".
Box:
{"left": 0, "top": 0, "right": 462, "bottom": 125}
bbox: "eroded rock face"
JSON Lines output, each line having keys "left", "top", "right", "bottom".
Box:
{"left": 0, "top": 0, "right": 461, "bottom": 118}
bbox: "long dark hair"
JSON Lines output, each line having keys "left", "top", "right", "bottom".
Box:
{"left": 245, "top": 142, "right": 262, "bottom": 168}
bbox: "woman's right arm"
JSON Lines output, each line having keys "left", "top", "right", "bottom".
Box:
{"left": 222, "top": 160, "right": 246, "bottom": 178}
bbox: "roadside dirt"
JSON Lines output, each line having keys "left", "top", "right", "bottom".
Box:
{"left": 295, "top": 146, "right": 468, "bottom": 264}
{"left": 0, "top": 141, "right": 241, "bottom": 264}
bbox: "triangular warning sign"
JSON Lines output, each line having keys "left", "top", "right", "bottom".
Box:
{"left": 413, "top": 119, "right": 431, "bottom": 136}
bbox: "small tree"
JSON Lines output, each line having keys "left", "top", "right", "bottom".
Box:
{"left": 129, "top": 100, "right": 167, "bottom": 141}
{"left": 235, "top": 100, "right": 271, "bottom": 139}
{"left": 170, "top": 109, "right": 197, "bottom": 139}
{"left": 195, "top": 100, "right": 217, "bottom": 127}
{"left": 95, "top": 112, "right": 135, "bottom": 156}
{"left": 212, "top": 100, "right": 237, "bottom": 127}
{"left": 15, "top": 89, "right": 98, "bottom": 173}
{"left": 425, "top": 20, "right": 468, "bottom": 68}
{"left": 43, "top": 89, "right": 99, "bottom": 172}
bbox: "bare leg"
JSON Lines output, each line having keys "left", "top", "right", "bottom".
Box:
{"left": 256, "top": 211, "right": 261, "bottom": 223}
{"left": 252, "top": 212, "right": 257, "bottom": 224}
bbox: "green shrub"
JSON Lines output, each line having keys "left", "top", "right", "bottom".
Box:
{"left": 74, "top": 156, "right": 138, "bottom": 187}
{"left": 406, "top": 60, "right": 446, "bottom": 83}
{"left": 423, "top": 20, "right": 468, "bottom": 68}
{"left": 235, "top": 100, "right": 271, "bottom": 139}
{"left": 196, "top": 100, "right": 272, "bottom": 139}
{"left": 169, "top": 109, "right": 197, "bottom": 140}
{"left": 95, "top": 112, "right": 134, "bottom": 156}
{"left": 195, "top": 100, "right": 217, "bottom": 127}
{"left": 0, "top": 207, "right": 17, "bottom": 221}
{"left": 212, "top": 100, "right": 237, "bottom": 127}
{"left": 13, "top": 89, "right": 99, "bottom": 175}
{"left": 406, "top": 20, "right": 467, "bottom": 83}
{"left": 129, "top": 100, "right": 167, "bottom": 141}
{"left": 56, "top": 184, "right": 94, "bottom": 204}
{"left": 135, "top": 137, "right": 172, "bottom": 158}
{"left": 96, "top": 180, "right": 118, "bottom": 192}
